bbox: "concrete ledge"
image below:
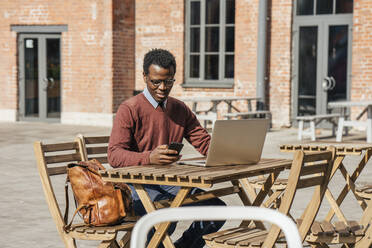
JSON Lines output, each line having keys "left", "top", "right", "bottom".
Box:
{"left": 0, "top": 109, "right": 17, "bottom": 122}
{"left": 61, "top": 112, "right": 114, "bottom": 127}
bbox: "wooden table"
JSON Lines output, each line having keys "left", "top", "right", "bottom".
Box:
{"left": 328, "top": 100, "right": 372, "bottom": 143}
{"left": 180, "top": 96, "right": 261, "bottom": 114}
{"left": 100, "top": 158, "right": 292, "bottom": 248}
{"left": 281, "top": 143, "right": 372, "bottom": 223}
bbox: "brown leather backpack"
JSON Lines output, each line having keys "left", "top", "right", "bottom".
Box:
{"left": 64, "top": 159, "right": 132, "bottom": 228}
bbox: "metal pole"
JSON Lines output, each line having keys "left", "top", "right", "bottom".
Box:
{"left": 256, "top": 0, "right": 268, "bottom": 110}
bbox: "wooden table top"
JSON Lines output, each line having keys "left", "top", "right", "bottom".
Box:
{"left": 100, "top": 158, "right": 292, "bottom": 188}
{"left": 280, "top": 143, "right": 372, "bottom": 155}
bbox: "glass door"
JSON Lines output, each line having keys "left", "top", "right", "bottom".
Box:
{"left": 326, "top": 24, "right": 349, "bottom": 103}
{"left": 18, "top": 34, "right": 61, "bottom": 121}
{"left": 296, "top": 24, "right": 319, "bottom": 115}
{"left": 293, "top": 0, "right": 353, "bottom": 117}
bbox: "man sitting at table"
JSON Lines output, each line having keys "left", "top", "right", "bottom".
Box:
{"left": 108, "top": 48, "right": 225, "bottom": 248}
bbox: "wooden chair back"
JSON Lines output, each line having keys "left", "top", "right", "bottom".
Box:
{"left": 34, "top": 139, "right": 134, "bottom": 248}
{"left": 34, "top": 140, "right": 83, "bottom": 247}
{"left": 262, "top": 149, "right": 335, "bottom": 247}
{"left": 203, "top": 149, "right": 335, "bottom": 247}
{"left": 76, "top": 134, "right": 109, "bottom": 164}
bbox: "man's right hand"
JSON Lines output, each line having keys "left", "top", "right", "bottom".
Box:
{"left": 149, "top": 144, "right": 181, "bottom": 165}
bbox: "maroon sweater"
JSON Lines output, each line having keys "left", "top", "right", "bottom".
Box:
{"left": 108, "top": 93, "right": 211, "bottom": 167}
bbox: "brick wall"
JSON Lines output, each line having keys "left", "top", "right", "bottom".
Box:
{"left": 135, "top": 0, "right": 185, "bottom": 95}
{"left": 112, "top": 0, "right": 135, "bottom": 113}
{"left": 2, "top": 1, "right": 370, "bottom": 128}
{"left": 134, "top": 0, "right": 293, "bottom": 127}
{"left": 267, "top": 0, "right": 293, "bottom": 127}
{"left": 0, "top": 0, "right": 135, "bottom": 124}
{"left": 351, "top": 0, "right": 372, "bottom": 119}
{"left": 0, "top": 3, "right": 18, "bottom": 119}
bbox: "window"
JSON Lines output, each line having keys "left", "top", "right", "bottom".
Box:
{"left": 185, "top": 0, "right": 235, "bottom": 88}
{"left": 296, "top": 0, "right": 353, "bottom": 16}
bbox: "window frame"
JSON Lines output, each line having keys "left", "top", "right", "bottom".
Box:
{"left": 184, "top": 0, "right": 235, "bottom": 88}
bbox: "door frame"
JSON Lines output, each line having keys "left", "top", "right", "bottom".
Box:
{"left": 292, "top": 14, "right": 353, "bottom": 121}
{"left": 18, "top": 33, "right": 62, "bottom": 122}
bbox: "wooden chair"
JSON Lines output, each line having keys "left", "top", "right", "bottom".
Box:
{"left": 306, "top": 187, "right": 372, "bottom": 247}
{"left": 34, "top": 140, "right": 135, "bottom": 248}
{"left": 75, "top": 134, "right": 110, "bottom": 164}
{"left": 203, "top": 149, "right": 335, "bottom": 247}
{"left": 277, "top": 144, "right": 372, "bottom": 247}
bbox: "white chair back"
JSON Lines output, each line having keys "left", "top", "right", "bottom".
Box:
{"left": 130, "top": 206, "right": 302, "bottom": 248}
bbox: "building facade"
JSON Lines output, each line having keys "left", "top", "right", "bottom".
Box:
{"left": 0, "top": 0, "right": 370, "bottom": 127}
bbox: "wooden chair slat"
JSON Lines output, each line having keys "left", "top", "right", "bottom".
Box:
{"left": 86, "top": 146, "right": 108, "bottom": 155}
{"left": 310, "top": 221, "right": 323, "bottom": 235}
{"left": 356, "top": 184, "right": 372, "bottom": 192}
{"left": 334, "top": 221, "right": 350, "bottom": 236}
{"left": 223, "top": 229, "right": 265, "bottom": 245}
{"left": 366, "top": 188, "right": 372, "bottom": 194}
{"left": 320, "top": 221, "right": 335, "bottom": 236}
{"left": 303, "top": 151, "right": 332, "bottom": 162}
{"left": 47, "top": 166, "right": 67, "bottom": 176}
{"left": 235, "top": 231, "right": 268, "bottom": 246}
{"left": 42, "top": 142, "right": 78, "bottom": 152}
{"left": 78, "top": 135, "right": 110, "bottom": 165}
{"left": 297, "top": 176, "right": 324, "bottom": 189}
{"left": 44, "top": 153, "right": 81, "bottom": 164}
{"left": 203, "top": 227, "right": 244, "bottom": 241}
{"left": 355, "top": 185, "right": 372, "bottom": 200}
{"left": 84, "top": 136, "right": 109, "bottom": 144}
{"left": 347, "top": 221, "right": 365, "bottom": 236}
{"left": 214, "top": 228, "right": 259, "bottom": 244}
{"left": 301, "top": 163, "right": 327, "bottom": 176}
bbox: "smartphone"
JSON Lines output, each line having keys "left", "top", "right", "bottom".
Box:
{"left": 168, "top": 142, "right": 184, "bottom": 155}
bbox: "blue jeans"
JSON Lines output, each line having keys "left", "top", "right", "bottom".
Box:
{"left": 129, "top": 184, "right": 226, "bottom": 248}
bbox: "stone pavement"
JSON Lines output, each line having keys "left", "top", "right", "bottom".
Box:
{"left": 0, "top": 121, "right": 371, "bottom": 248}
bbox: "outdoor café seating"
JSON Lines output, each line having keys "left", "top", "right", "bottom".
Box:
{"left": 280, "top": 144, "right": 372, "bottom": 247}
{"left": 203, "top": 149, "right": 334, "bottom": 247}
{"left": 34, "top": 132, "right": 372, "bottom": 248}
{"left": 130, "top": 206, "right": 303, "bottom": 248}
{"left": 33, "top": 139, "right": 136, "bottom": 248}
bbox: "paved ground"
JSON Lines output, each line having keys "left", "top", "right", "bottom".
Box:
{"left": 0, "top": 121, "right": 371, "bottom": 248}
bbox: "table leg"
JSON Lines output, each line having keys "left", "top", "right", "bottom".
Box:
{"left": 133, "top": 184, "right": 191, "bottom": 248}
{"left": 133, "top": 184, "right": 190, "bottom": 248}
{"left": 367, "top": 106, "right": 372, "bottom": 143}
{"left": 192, "top": 102, "right": 197, "bottom": 112}
{"left": 147, "top": 187, "right": 190, "bottom": 248}
{"left": 212, "top": 101, "right": 219, "bottom": 113}
{"left": 247, "top": 100, "right": 252, "bottom": 112}
{"left": 336, "top": 116, "right": 345, "bottom": 142}
{"left": 119, "top": 232, "right": 131, "bottom": 248}
{"left": 324, "top": 189, "right": 348, "bottom": 223}
{"left": 238, "top": 171, "right": 280, "bottom": 227}
{"left": 298, "top": 120, "right": 304, "bottom": 140}
{"left": 355, "top": 198, "right": 372, "bottom": 248}
{"left": 324, "top": 149, "right": 372, "bottom": 221}
{"left": 231, "top": 179, "right": 265, "bottom": 230}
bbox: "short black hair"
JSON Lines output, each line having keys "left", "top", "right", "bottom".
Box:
{"left": 143, "top": 48, "right": 176, "bottom": 75}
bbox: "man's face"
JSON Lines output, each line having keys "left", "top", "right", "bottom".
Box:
{"left": 143, "top": 64, "right": 175, "bottom": 103}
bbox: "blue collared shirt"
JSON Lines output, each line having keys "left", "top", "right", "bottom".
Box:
{"left": 143, "top": 87, "right": 167, "bottom": 109}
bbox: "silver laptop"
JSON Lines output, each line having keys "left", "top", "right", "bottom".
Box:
{"left": 178, "top": 119, "right": 270, "bottom": 166}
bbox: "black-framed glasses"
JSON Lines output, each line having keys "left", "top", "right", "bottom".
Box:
{"left": 149, "top": 78, "right": 176, "bottom": 87}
